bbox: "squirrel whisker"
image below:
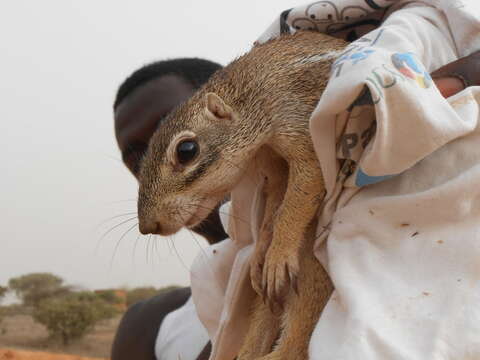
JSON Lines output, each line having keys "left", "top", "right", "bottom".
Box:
{"left": 109, "top": 221, "right": 138, "bottom": 270}
{"left": 145, "top": 234, "right": 152, "bottom": 264}
{"left": 131, "top": 232, "right": 142, "bottom": 267}
{"left": 95, "top": 212, "right": 138, "bottom": 230}
{"left": 95, "top": 216, "right": 138, "bottom": 254}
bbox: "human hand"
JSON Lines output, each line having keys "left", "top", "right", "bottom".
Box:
{"left": 432, "top": 51, "right": 480, "bottom": 98}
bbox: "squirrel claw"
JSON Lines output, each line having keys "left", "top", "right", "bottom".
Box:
{"left": 288, "top": 264, "right": 299, "bottom": 295}
{"left": 250, "top": 259, "right": 264, "bottom": 296}
{"left": 250, "top": 231, "right": 271, "bottom": 296}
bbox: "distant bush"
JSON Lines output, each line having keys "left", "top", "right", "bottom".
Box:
{"left": 0, "top": 286, "right": 7, "bottom": 328}
{"left": 0, "top": 304, "right": 17, "bottom": 333}
{"left": 8, "top": 273, "right": 70, "bottom": 307}
{"left": 0, "top": 286, "right": 7, "bottom": 302}
{"left": 126, "top": 285, "right": 180, "bottom": 307}
{"left": 126, "top": 287, "right": 158, "bottom": 307}
{"left": 0, "top": 304, "right": 28, "bottom": 335}
{"left": 33, "top": 291, "right": 119, "bottom": 345}
{"left": 95, "top": 289, "right": 124, "bottom": 305}
{"left": 0, "top": 307, "right": 5, "bottom": 329}
{"left": 0, "top": 304, "right": 30, "bottom": 316}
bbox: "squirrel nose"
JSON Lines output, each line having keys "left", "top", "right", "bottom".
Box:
{"left": 139, "top": 220, "right": 161, "bottom": 235}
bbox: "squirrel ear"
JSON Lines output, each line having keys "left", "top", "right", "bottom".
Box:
{"left": 205, "top": 93, "right": 232, "bottom": 120}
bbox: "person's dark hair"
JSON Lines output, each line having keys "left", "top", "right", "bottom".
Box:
{"left": 114, "top": 57, "right": 223, "bottom": 109}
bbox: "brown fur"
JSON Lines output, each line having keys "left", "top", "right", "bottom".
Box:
{"left": 138, "top": 31, "right": 346, "bottom": 359}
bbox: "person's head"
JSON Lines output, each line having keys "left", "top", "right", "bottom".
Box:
{"left": 114, "top": 58, "right": 223, "bottom": 176}
{"left": 114, "top": 58, "right": 227, "bottom": 244}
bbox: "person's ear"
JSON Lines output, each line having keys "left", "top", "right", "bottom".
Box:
{"left": 205, "top": 93, "right": 233, "bottom": 120}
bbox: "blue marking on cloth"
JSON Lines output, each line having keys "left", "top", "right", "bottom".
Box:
{"left": 395, "top": 53, "right": 423, "bottom": 74}
{"left": 355, "top": 168, "right": 395, "bottom": 187}
{"left": 350, "top": 49, "right": 375, "bottom": 65}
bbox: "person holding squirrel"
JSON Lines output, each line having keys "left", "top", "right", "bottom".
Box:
{"left": 111, "top": 58, "right": 225, "bottom": 360}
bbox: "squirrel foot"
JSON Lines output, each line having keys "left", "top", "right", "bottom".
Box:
{"left": 261, "top": 243, "right": 300, "bottom": 310}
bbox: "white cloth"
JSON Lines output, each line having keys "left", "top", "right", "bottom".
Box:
{"left": 189, "top": 1, "right": 480, "bottom": 359}
{"left": 310, "top": 88, "right": 480, "bottom": 359}
{"left": 155, "top": 297, "right": 210, "bottom": 360}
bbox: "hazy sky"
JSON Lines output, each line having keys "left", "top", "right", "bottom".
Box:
{"left": 0, "top": 1, "right": 299, "bottom": 292}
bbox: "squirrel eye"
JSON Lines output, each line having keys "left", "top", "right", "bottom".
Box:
{"left": 176, "top": 140, "right": 199, "bottom": 165}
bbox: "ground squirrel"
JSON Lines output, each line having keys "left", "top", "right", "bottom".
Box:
{"left": 138, "top": 31, "right": 346, "bottom": 359}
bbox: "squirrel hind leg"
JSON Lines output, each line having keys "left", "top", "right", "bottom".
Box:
{"left": 237, "top": 296, "right": 281, "bottom": 360}
{"left": 260, "top": 224, "right": 333, "bottom": 360}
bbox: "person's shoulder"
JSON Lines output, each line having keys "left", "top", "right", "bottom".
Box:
{"left": 122, "top": 287, "right": 191, "bottom": 325}
{"left": 111, "top": 287, "right": 191, "bottom": 360}
{"left": 142, "top": 287, "right": 192, "bottom": 311}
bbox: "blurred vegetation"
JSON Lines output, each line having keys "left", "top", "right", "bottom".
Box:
{"left": 0, "top": 306, "right": 5, "bottom": 330}
{"left": 125, "top": 286, "right": 157, "bottom": 307}
{"left": 4, "top": 273, "right": 121, "bottom": 346}
{"left": 8, "top": 273, "right": 71, "bottom": 308}
{"left": 2, "top": 272, "right": 180, "bottom": 346}
{"left": 95, "top": 289, "right": 123, "bottom": 305}
{"left": 126, "top": 285, "right": 180, "bottom": 306}
{"left": 0, "top": 285, "right": 12, "bottom": 329}
{"left": 33, "top": 291, "right": 119, "bottom": 345}
{"left": 0, "top": 286, "right": 7, "bottom": 302}
{"left": 0, "top": 304, "right": 30, "bottom": 316}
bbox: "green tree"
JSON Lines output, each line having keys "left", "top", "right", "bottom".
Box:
{"left": 8, "top": 273, "right": 69, "bottom": 307}
{"left": 70, "top": 291, "right": 119, "bottom": 321}
{"left": 33, "top": 291, "right": 118, "bottom": 345}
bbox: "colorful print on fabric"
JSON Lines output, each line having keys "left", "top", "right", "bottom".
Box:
{"left": 331, "top": 28, "right": 385, "bottom": 77}
{"left": 391, "top": 52, "right": 432, "bottom": 89}
{"left": 289, "top": 1, "right": 385, "bottom": 35}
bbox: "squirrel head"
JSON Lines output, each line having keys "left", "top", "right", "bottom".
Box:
{"left": 137, "top": 92, "right": 245, "bottom": 236}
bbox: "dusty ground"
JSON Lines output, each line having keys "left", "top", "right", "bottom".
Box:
{"left": 0, "top": 315, "right": 120, "bottom": 359}
{"left": 0, "top": 348, "right": 105, "bottom": 360}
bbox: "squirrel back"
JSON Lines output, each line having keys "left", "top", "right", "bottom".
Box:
{"left": 206, "top": 31, "right": 345, "bottom": 119}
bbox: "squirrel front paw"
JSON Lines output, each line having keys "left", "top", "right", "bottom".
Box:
{"left": 261, "top": 243, "right": 300, "bottom": 310}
